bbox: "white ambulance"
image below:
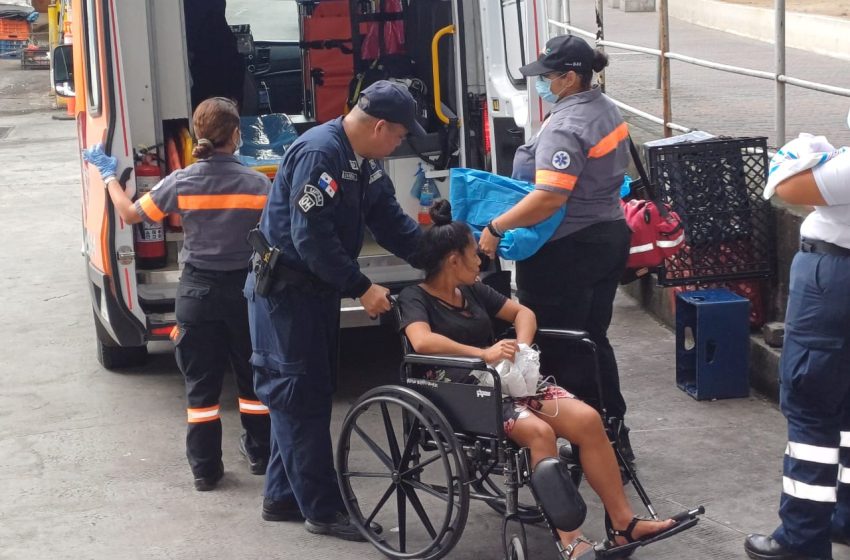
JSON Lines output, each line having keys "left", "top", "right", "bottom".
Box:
{"left": 52, "top": 0, "right": 552, "bottom": 368}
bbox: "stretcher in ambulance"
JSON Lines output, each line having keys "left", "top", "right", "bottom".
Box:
{"left": 51, "top": 0, "right": 551, "bottom": 369}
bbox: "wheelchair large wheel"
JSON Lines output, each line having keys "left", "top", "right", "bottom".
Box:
{"left": 337, "top": 385, "right": 470, "bottom": 560}
{"left": 473, "top": 469, "right": 545, "bottom": 524}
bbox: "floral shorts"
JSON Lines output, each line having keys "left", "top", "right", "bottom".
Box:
{"left": 502, "top": 382, "right": 574, "bottom": 437}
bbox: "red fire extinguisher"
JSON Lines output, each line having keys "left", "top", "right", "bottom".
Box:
{"left": 133, "top": 155, "right": 168, "bottom": 269}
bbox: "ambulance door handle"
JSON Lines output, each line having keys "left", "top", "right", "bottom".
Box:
{"left": 431, "top": 24, "right": 455, "bottom": 125}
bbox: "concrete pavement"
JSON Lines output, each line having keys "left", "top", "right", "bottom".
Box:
{"left": 2, "top": 17, "right": 850, "bottom": 559}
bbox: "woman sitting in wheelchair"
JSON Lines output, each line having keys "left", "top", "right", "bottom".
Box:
{"left": 398, "top": 200, "right": 679, "bottom": 558}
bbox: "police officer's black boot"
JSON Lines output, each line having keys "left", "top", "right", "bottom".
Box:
{"left": 262, "top": 497, "right": 304, "bottom": 522}
{"left": 304, "top": 511, "right": 383, "bottom": 542}
{"left": 744, "top": 534, "right": 829, "bottom": 560}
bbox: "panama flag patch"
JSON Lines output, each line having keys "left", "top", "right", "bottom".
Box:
{"left": 318, "top": 172, "right": 338, "bottom": 198}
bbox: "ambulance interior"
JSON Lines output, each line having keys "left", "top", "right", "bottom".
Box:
{"left": 141, "top": 0, "right": 522, "bottom": 329}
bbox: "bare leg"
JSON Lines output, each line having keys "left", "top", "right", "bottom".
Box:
{"left": 509, "top": 412, "right": 592, "bottom": 554}
{"left": 532, "top": 398, "right": 674, "bottom": 543}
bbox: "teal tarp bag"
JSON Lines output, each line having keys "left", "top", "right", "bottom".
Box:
{"left": 449, "top": 168, "right": 566, "bottom": 261}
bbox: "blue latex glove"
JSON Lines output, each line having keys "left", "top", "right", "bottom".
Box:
{"left": 82, "top": 143, "right": 118, "bottom": 183}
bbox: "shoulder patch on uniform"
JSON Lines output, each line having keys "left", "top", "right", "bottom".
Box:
{"left": 551, "top": 151, "right": 571, "bottom": 170}
{"left": 318, "top": 172, "right": 338, "bottom": 198}
{"left": 298, "top": 184, "right": 325, "bottom": 214}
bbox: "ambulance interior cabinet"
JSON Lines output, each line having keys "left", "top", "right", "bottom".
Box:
{"left": 675, "top": 289, "right": 750, "bottom": 400}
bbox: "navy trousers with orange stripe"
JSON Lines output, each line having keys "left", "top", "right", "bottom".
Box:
{"left": 176, "top": 264, "right": 271, "bottom": 478}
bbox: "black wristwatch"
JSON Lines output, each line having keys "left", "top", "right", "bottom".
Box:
{"left": 486, "top": 221, "right": 504, "bottom": 238}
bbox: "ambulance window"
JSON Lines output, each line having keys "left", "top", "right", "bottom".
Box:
{"left": 502, "top": 0, "right": 527, "bottom": 86}
{"left": 82, "top": 0, "right": 102, "bottom": 115}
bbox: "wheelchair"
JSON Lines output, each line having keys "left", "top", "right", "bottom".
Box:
{"left": 335, "top": 295, "right": 703, "bottom": 560}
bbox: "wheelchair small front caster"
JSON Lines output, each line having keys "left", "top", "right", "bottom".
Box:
{"left": 505, "top": 534, "right": 527, "bottom": 560}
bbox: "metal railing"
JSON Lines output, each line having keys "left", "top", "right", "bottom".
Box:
{"left": 551, "top": 0, "right": 850, "bottom": 144}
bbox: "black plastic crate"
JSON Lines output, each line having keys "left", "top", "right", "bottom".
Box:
{"left": 647, "top": 137, "right": 774, "bottom": 286}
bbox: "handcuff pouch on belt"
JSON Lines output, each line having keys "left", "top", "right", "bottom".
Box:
{"left": 247, "top": 227, "right": 334, "bottom": 297}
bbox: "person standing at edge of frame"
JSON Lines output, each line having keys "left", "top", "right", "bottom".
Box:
{"left": 82, "top": 97, "right": 272, "bottom": 491}
{"left": 244, "top": 81, "right": 425, "bottom": 541}
{"left": 745, "top": 130, "right": 850, "bottom": 560}
{"left": 478, "top": 35, "right": 635, "bottom": 464}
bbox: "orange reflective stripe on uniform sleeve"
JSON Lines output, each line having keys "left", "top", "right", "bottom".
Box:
{"left": 536, "top": 170, "right": 578, "bottom": 192}
{"left": 177, "top": 194, "right": 268, "bottom": 211}
{"left": 238, "top": 398, "right": 269, "bottom": 415}
{"left": 588, "top": 122, "right": 629, "bottom": 159}
{"left": 139, "top": 193, "right": 167, "bottom": 222}
{"left": 187, "top": 405, "right": 221, "bottom": 423}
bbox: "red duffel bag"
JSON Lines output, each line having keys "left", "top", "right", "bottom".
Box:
{"left": 621, "top": 198, "right": 685, "bottom": 269}
{"left": 622, "top": 136, "right": 685, "bottom": 271}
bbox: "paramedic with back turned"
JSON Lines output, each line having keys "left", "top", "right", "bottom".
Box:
{"left": 82, "top": 97, "right": 272, "bottom": 491}
{"left": 478, "top": 35, "right": 636, "bottom": 462}
{"left": 245, "top": 81, "right": 424, "bottom": 541}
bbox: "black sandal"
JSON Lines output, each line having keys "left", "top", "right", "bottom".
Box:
{"left": 600, "top": 513, "right": 696, "bottom": 559}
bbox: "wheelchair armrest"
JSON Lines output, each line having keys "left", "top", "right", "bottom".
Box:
{"left": 537, "top": 328, "right": 591, "bottom": 342}
{"left": 403, "top": 353, "right": 487, "bottom": 370}
{"left": 498, "top": 327, "right": 591, "bottom": 342}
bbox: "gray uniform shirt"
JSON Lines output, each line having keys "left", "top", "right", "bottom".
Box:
{"left": 512, "top": 87, "right": 628, "bottom": 241}
{"left": 135, "top": 153, "right": 271, "bottom": 270}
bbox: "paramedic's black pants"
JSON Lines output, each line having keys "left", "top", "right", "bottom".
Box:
{"left": 516, "top": 219, "right": 631, "bottom": 422}
{"left": 175, "top": 264, "right": 271, "bottom": 478}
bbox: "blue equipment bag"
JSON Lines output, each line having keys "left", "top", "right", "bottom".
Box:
{"left": 449, "top": 168, "right": 565, "bottom": 261}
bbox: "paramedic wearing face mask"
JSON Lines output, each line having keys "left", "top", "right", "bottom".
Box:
{"left": 245, "top": 81, "right": 424, "bottom": 541}
{"left": 744, "top": 132, "right": 850, "bottom": 559}
{"left": 82, "top": 97, "right": 272, "bottom": 491}
{"left": 478, "top": 35, "right": 635, "bottom": 463}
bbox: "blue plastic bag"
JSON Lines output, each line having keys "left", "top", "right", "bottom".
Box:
{"left": 449, "top": 168, "right": 566, "bottom": 261}
{"left": 236, "top": 114, "right": 299, "bottom": 168}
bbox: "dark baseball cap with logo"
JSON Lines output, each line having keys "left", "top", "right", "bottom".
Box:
{"left": 519, "top": 35, "right": 594, "bottom": 77}
{"left": 357, "top": 80, "right": 427, "bottom": 137}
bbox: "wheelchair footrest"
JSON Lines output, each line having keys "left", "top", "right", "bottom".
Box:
{"left": 595, "top": 507, "right": 704, "bottom": 559}
{"left": 530, "top": 457, "right": 586, "bottom": 532}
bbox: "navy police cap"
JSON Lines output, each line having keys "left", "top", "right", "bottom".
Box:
{"left": 519, "top": 34, "right": 594, "bottom": 77}
{"left": 357, "top": 80, "right": 427, "bottom": 137}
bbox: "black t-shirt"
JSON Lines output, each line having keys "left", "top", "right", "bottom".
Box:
{"left": 397, "top": 282, "right": 509, "bottom": 349}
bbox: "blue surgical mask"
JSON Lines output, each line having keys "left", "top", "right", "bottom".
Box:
{"left": 535, "top": 76, "right": 560, "bottom": 104}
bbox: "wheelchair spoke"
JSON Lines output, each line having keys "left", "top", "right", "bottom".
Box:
{"left": 380, "top": 402, "right": 402, "bottom": 465}
{"left": 344, "top": 471, "right": 394, "bottom": 479}
{"left": 353, "top": 424, "right": 394, "bottom": 471}
{"left": 401, "top": 483, "right": 438, "bottom": 538}
{"left": 398, "top": 452, "right": 442, "bottom": 478}
{"left": 405, "top": 479, "right": 462, "bottom": 509}
{"left": 366, "top": 482, "right": 397, "bottom": 527}
{"left": 398, "top": 416, "right": 421, "bottom": 468}
{"left": 397, "top": 485, "right": 407, "bottom": 552}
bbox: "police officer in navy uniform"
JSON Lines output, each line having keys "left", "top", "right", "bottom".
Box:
{"left": 83, "top": 97, "right": 272, "bottom": 491}
{"left": 745, "top": 144, "right": 850, "bottom": 559}
{"left": 245, "top": 81, "right": 424, "bottom": 541}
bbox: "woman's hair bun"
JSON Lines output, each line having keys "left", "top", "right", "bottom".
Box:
{"left": 592, "top": 49, "right": 609, "bottom": 73}
{"left": 429, "top": 199, "right": 453, "bottom": 226}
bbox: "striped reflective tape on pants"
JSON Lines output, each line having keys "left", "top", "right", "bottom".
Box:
{"left": 785, "top": 441, "right": 839, "bottom": 464}
{"left": 783, "top": 476, "right": 837, "bottom": 503}
{"left": 187, "top": 405, "right": 221, "bottom": 423}
{"left": 238, "top": 398, "right": 269, "bottom": 415}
